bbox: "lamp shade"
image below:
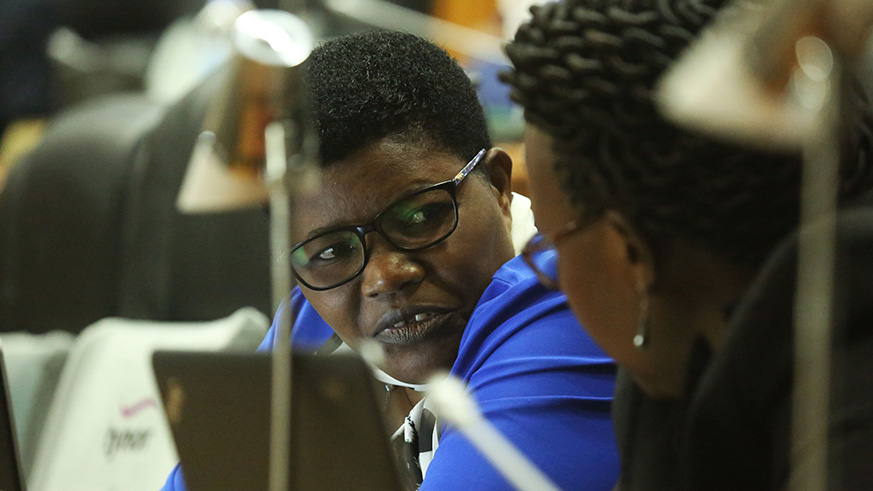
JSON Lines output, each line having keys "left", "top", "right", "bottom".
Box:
{"left": 655, "top": 0, "right": 871, "bottom": 149}
{"left": 177, "top": 9, "right": 315, "bottom": 213}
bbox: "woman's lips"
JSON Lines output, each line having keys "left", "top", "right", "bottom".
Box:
{"left": 373, "top": 311, "right": 454, "bottom": 345}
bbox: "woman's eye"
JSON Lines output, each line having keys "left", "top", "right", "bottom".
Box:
{"left": 400, "top": 203, "right": 448, "bottom": 226}
{"left": 408, "top": 209, "right": 427, "bottom": 224}
{"left": 317, "top": 247, "right": 339, "bottom": 260}
{"left": 313, "top": 241, "right": 355, "bottom": 263}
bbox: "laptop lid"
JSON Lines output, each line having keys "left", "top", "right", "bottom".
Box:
{"left": 0, "top": 345, "right": 26, "bottom": 491}
{"left": 152, "top": 351, "right": 402, "bottom": 491}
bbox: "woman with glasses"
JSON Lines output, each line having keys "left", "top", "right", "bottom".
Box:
{"left": 505, "top": 0, "right": 873, "bottom": 489}
{"left": 161, "top": 31, "right": 619, "bottom": 491}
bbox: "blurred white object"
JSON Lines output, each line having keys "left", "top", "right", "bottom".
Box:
{"left": 145, "top": 0, "right": 253, "bottom": 104}
{"left": 656, "top": 0, "right": 873, "bottom": 149}
{"left": 27, "top": 308, "right": 269, "bottom": 491}
{"left": 427, "top": 372, "right": 560, "bottom": 491}
{"left": 497, "top": 0, "right": 546, "bottom": 41}
{"left": 655, "top": 2, "right": 809, "bottom": 149}
{"left": 177, "top": 131, "right": 272, "bottom": 211}
{"left": 509, "top": 192, "right": 537, "bottom": 254}
{"left": 657, "top": 26, "right": 816, "bottom": 149}
{"left": 0, "top": 331, "right": 74, "bottom": 481}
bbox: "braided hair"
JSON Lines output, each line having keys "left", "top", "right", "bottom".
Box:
{"left": 503, "top": 0, "right": 873, "bottom": 268}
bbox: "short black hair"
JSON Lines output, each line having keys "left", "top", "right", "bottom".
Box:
{"left": 307, "top": 30, "right": 491, "bottom": 166}
{"left": 503, "top": 0, "right": 873, "bottom": 268}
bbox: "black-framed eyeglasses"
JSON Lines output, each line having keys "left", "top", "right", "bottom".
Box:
{"left": 288, "top": 149, "right": 488, "bottom": 291}
{"left": 521, "top": 214, "right": 600, "bottom": 290}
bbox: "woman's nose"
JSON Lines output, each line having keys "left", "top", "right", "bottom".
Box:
{"left": 359, "top": 237, "right": 425, "bottom": 298}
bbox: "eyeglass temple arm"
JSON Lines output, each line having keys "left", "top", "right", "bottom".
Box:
{"left": 452, "top": 149, "right": 487, "bottom": 184}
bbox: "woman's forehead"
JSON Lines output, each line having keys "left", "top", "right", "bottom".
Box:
{"left": 342, "top": 138, "right": 464, "bottom": 178}
{"left": 292, "top": 141, "right": 467, "bottom": 234}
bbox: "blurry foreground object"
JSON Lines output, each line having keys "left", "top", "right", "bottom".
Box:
{"left": 144, "top": 0, "right": 255, "bottom": 105}
{"left": 0, "top": 75, "right": 273, "bottom": 335}
{"left": 176, "top": 8, "right": 317, "bottom": 214}
{"left": 17, "top": 308, "right": 268, "bottom": 491}
{"left": 427, "top": 372, "right": 561, "bottom": 491}
{"left": 174, "top": 10, "right": 319, "bottom": 491}
{"left": 658, "top": 0, "right": 873, "bottom": 148}
{"left": 47, "top": 0, "right": 205, "bottom": 110}
{"left": 0, "top": 119, "right": 47, "bottom": 193}
{"left": 656, "top": 1, "right": 873, "bottom": 490}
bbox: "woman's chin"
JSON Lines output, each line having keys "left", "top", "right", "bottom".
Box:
{"left": 377, "top": 333, "right": 463, "bottom": 385}
{"left": 630, "top": 368, "right": 685, "bottom": 400}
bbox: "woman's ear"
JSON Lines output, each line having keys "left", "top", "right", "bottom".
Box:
{"left": 486, "top": 148, "right": 514, "bottom": 230}
{"left": 604, "top": 211, "right": 656, "bottom": 291}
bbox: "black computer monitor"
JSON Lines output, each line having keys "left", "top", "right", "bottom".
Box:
{"left": 152, "top": 351, "right": 402, "bottom": 491}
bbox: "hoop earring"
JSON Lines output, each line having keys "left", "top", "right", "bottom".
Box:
{"left": 633, "top": 281, "right": 650, "bottom": 350}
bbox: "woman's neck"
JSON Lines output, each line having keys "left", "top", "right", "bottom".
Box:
{"left": 646, "top": 243, "right": 756, "bottom": 397}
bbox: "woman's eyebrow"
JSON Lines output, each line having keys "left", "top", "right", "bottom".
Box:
{"left": 298, "top": 178, "right": 444, "bottom": 241}
{"left": 304, "top": 225, "right": 341, "bottom": 240}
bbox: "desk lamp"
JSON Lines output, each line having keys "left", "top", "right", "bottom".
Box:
{"left": 656, "top": 2, "right": 873, "bottom": 489}
{"left": 175, "top": 9, "right": 318, "bottom": 491}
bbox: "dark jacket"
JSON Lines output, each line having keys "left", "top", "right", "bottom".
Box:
{"left": 614, "top": 196, "right": 873, "bottom": 490}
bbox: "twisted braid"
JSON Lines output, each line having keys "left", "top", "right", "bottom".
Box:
{"left": 503, "top": 0, "right": 873, "bottom": 268}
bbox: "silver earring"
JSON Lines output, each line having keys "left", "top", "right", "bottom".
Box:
{"left": 633, "top": 282, "right": 649, "bottom": 350}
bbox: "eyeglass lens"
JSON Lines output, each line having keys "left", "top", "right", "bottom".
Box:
{"left": 291, "top": 229, "right": 365, "bottom": 287}
{"left": 379, "top": 187, "right": 457, "bottom": 248}
{"left": 290, "top": 187, "right": 458, "bottom": 289}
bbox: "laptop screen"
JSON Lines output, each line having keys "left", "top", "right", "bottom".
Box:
{"left": 152, "top": 351, "right": 402, "bottom": 491}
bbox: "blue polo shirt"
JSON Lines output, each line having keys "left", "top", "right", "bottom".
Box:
{"left": 162, "top": 253, "right": 619, "bottom": 490}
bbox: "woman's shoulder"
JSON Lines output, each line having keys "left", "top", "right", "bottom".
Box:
{"left": 453, "top": 254, "right": 614, "bottom": 389}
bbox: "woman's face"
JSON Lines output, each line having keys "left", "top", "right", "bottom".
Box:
{"left": 292, "top": 137, "right": 515, "bottom": 384}
{"left": 523, "top": 125, "right": 662, "bottom": 393}
{"left": 525, "top": 125, "right": 746, "bottom": 397}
